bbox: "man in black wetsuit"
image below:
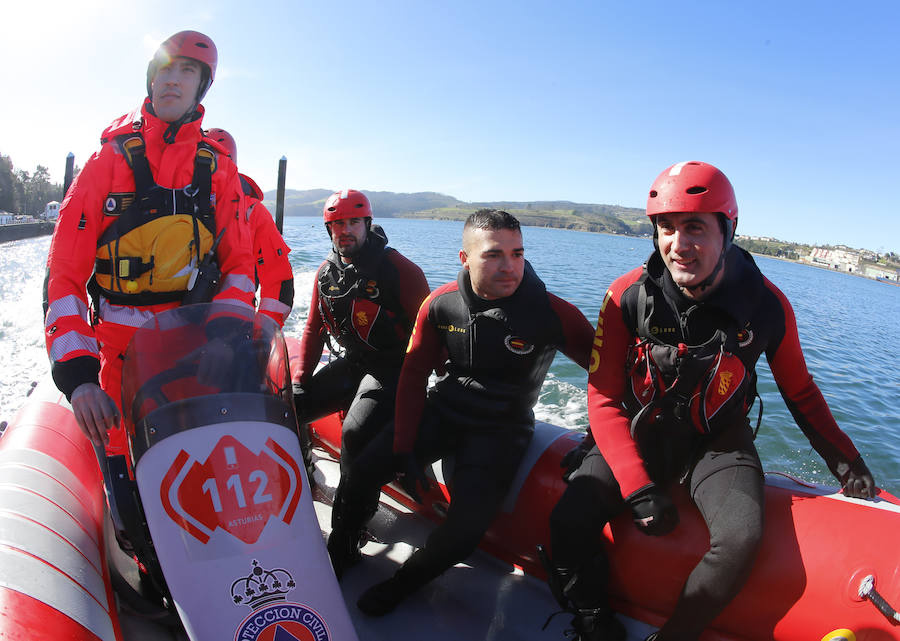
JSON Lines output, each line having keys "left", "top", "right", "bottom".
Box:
{"left": 293, "top": 189, "right": 429, "bottom": 575}
{"left": 547, "top": 161, "right": 877, "bottom": 641}
{"left": 334, "top": 209, "right": 595, "bottom": 616}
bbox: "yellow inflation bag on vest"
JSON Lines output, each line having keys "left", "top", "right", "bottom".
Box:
{"left": 95, "top": 214, "right": 214, "bottom": 298}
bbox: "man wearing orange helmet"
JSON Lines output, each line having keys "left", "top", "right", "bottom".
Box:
{"left": 293, "top": 189, "right": 430, "bottom": 575}
{"left": 546, "top": 161, "right": 876, "bottom": 641}
{"left": 205, "top": 127, "right": 294, "bottom": 326}
{"left": 43, "top": 31, "right": 254, "bottom": 453}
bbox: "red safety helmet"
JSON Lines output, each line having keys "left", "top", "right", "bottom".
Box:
{"left": 146, "top": 30, "right": 218, "bottom": 102}
{"left": 206, "top": 128, "right": 237, "bottom": 162}
{"left": 646, "top": 160, "right": 738, "bottom": 243}
{"left": 323, "top": 190, "right": 373, "bottom": 224}
{"left": 647, "top": 161, "right": 737, "bottom": 220}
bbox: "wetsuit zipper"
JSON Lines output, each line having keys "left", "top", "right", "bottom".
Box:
{"left": 468, "top": 311, "right": 476, "bottom": 370}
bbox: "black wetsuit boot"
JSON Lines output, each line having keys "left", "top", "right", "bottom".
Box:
{"left": 558, "top": 563, "right": 626, "bottom": 641}
{"left": 326, "top": 526, "right": 361, "bottom": 580}
{"left": 568, "top": 606, "right": 626, "bottom": 641}
{"left": 327, "top": 485, "right": 364, "bottom": 580}
{"left": 357, "top": 549, "right": 438, "bottom": 616}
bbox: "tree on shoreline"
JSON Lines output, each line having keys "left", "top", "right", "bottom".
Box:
{"left": 0, "top": 153, "right": 63, "bottom": 215}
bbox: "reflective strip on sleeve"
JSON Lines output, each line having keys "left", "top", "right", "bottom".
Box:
{"left": 221, "top": 273, "right": 256, "bottom": 295}
{"left": 259, "top": 297, "right": 291, "bottom": 323}
{"left": 45, "top": 295, "right": 90, "bottom": 328}
{"left": 49, "top": 331, "right": 99, "bottom": 362}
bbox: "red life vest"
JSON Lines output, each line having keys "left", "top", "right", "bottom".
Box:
{"left": 625, "top": 281, "right": 756, "bottom": 438}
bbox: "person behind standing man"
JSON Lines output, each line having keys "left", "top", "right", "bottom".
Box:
{"left": 293, "top": 189, "right": 430, "bottom": 575}
{"left": 335, "top": 209, "right": 594, "bottom": 616}
{"left": 205, "top": 127, "right": 294, "bottom": 326}
{"left": 43, "top": 30, "right": 254, "bottom": 453}
{"left": 546, "top": 160, "right": 876, "bottom": 641}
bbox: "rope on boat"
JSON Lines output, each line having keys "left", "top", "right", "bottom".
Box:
{"left": 858, "top": 574, "right": 900, "bottom": 626}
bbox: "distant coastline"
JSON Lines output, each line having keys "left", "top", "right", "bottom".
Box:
{"left": 394, "top": 213, "right": 900, "bottom": 286}
{"left": 266, "top": 188, "right": 898, "bottom": 258}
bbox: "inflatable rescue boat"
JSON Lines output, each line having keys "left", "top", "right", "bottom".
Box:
{"left": 1, "top": 310, "right": 898, "bottom": 641}
{"left": 0, "top": 304, "right": 358, "bottom": 641}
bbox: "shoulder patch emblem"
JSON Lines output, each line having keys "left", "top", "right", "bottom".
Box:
{"left": 104, "top": 193, "right": 134, "bottom": 216}
{"left": 505, "top": 335, "right": 534, "bottom": 355}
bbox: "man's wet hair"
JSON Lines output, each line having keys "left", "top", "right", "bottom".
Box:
{"left": 463, "top": 209, "right": 520, "bottom": 234}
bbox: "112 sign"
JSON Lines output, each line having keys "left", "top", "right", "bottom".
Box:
{"left": 161, "top": 435, "right": 303, "bottom": 544}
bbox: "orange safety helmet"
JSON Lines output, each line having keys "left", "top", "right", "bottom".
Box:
{"left": 206, "top": 127, "right": 237, "bottom": 162}
{"left": 323, "top": 190, "right": 373, "bottom": 225}
{"left": 146, "top": 30, "right": 218, "bottom": 102}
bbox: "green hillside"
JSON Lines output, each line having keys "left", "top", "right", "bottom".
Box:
{"left": 261, "top": 188, "right": 899, "bottom": 270}
{"left": 263, "top": 189, "right": 651, "bottom": 236}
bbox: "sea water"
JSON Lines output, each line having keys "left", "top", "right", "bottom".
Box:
{"left": 3, "top": 217, "right": 898, "bottom": 494}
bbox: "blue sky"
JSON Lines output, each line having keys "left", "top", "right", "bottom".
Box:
{"left": 2, "top": 0, "right": 898, "bottom": 252}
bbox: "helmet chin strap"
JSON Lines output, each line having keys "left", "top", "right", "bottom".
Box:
{"left": 679, "top": 247, "right": 726, "bottom": 297}
{"left": 152, "top": 76, "right": 206, "bottom": 143}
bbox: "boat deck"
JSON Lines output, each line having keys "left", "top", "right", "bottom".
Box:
{"left": 117, "top": 447, "right": 654, "bottom": 641}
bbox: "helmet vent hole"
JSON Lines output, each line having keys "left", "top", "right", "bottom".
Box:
{"left": 355, "top": 204, "right": 364, "bottom": 208}
{"left": 686, "top": 186, "right": 708, "bottom": 195}
{"left": 327, "top": 207, "right": 336, "bottom": 212}
{"left": 649, "top": 190, "right": 658, "bottom": 198}
{"left": 196, "top": 43, "right": 209, "bottom": 49}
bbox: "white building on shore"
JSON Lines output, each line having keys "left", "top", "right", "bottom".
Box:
{"left": 865, "top": 266, "right": 899, "bottom": 282}
{"left": 42, "top": 201, "right": 61, "bottom": 220}
{"left": 807, "top": 247, "right": 861, "bottom": 273}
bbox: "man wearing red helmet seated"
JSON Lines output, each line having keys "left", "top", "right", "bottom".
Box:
{"left": 546, "top": 161, "right": 876, "bottom": 641}
{"left": 44, "top": 31, "right": 254, "bottom": 453}
{"left": 205, "top": 127, "right": 294, "bottom": 327}
{"left": 293, "top": 189, "right": 430, "bottom": 575}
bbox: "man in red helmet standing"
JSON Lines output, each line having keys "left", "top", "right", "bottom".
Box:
{"left": 205, "top": 127, "right": 294, "bottom": 326}
{"left": 293, "top": 189, "right": 430, "bottom": 575}
{"left": 546, "top": 161, "right": 876, "bottom": 641}
{"left": 43, "top": 31, "right": 254, "bottom": 453}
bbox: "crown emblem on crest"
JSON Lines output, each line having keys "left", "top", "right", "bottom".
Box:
{"left": 230, "top": 560, "right": 296, "bottom": 610}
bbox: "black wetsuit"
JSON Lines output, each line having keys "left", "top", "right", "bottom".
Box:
{"left": 341, "top": 262, "right": 593, "bottom": 584}
{"left": 294, "top": 226, "right": 429, "bottom": 479}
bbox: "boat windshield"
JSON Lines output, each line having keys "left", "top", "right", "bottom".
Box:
{"left": 121, "top": 303, "right": 293, "bottom": 432}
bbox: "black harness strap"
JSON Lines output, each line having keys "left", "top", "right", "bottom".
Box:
{"left": 189, "top": 144, "right": 215, "bottom": 219}
{"left": 97, "top": 134, "right": 216, "bottom": 244}
{"left": 636, "top": 280, "right": 654, "bottom": 340}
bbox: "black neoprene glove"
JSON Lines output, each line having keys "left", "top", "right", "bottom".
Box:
{"left": 835, "top": 456, "right": 876, "bottom": 499}
{"left": 627, "top": 486, "right": 679, "bottom": 536}
{"left": 395, "top": 452, "right": 431, "bottom": 504}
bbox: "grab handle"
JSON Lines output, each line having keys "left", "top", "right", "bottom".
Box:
{"left": 858, "top": 575, "right": 900, "bottom": 626}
